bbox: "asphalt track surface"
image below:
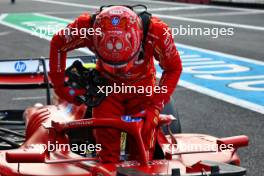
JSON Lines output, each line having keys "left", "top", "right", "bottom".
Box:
{"left": 0, "top": 0, "right": 263, "bottom": 175}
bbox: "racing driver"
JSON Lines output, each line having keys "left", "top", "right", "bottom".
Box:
{"left": 49, "top": 5, "right": 182, "bottom": 163}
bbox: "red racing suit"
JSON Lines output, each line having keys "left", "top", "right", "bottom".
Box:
{"left": 49, "top": 12, "right": 182, "bottom": 163}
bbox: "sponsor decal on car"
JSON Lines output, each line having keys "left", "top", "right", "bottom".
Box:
{"left": 14, "top": 61, "right": 27, "bottom": 72}
{"left": 121, "top": 115, "right": 142, "bottom": 122}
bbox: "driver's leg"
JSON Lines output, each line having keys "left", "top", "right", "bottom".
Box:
{"left": 125, "top": 76, "right": 157, "bottom": 161}
{"left": 125, "top": 94, "right": 157, "bottom": 161}
{"left": 93, "top": 92, "right": 125, "bottom": 163}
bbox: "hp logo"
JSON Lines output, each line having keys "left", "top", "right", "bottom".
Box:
{"left": 111, "top": 17, "right": 120, "bottom": 26}
{"left": 14, "top": 61, "right": 27, "bottom": 72}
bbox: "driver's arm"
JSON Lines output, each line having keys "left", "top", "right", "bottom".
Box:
{"left": 151, "top": 17, "right": 182, "bottom": 111}
{"left": 49, "top": 12, "right": 93, "bottom": 102}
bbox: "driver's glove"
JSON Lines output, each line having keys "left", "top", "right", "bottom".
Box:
{"left": 50, "top": 72, "right": 86, "bottom": 105}
{"left": 132, "top": 107, "right": 159, "bottom": 150}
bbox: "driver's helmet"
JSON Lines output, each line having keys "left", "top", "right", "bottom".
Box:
{"left": 92, "top": 6, "right": 143, "bottom": 74}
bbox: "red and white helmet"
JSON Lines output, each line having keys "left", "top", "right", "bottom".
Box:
{"left": 92, "top": 6, "right": 143, "bottom": 74}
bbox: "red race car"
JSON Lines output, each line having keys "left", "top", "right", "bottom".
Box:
{"left": 0, "top": 56, "right": 248, "bottom": 176}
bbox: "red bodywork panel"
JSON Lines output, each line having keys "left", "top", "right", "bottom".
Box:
{"left": 0, "top": 74, "right": 45, "bottom": 85}
{"left": 217, "top": 135, "right": 249, "bottom": 149}
{"left": 0, "top": 103, "right": 248, "bottom": 176}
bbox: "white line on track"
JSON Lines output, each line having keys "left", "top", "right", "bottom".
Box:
{"left": 0, "top": 14, "right": 48, "bottom": 38}
{"left": 181, "top": 55, "right": 201, "bottom": 58}
{"left": 127, "top": 0, "right": 264, "bottom": 12}
{"left": 0, "top": 31, "right": 11, "bottom": 36}
{"left": 33, "top": 13, "right": 95, "bottom": 55}
{"left": 182, "top": 61, "right": 225, "bottom": 66}
{"left": 176, "top": 43, "right": 264, "bottom": 66}
{"left": 147, "top": 6, "right": 209, "bottom": 12}
{"left": 12, "top": 96, "right": 46, "bottom": 101}
{"left": 32, "top": 0, "right": 264, "bottom": 13}
{"left": 33, "top": 13, "right": 72, "bottom": 22}
{"left": 127, "top": 0, "right": 190, "bottom": 6}
{"left": 31, "top": 0, "right": 264, "bottom": 31}
{"left": 41, "top": 11, "right": 85, "bottom": 15}
{"left": 40, "top": 7, "right": 264, "bottom": 17}
{"left": 154, "top": 14, "right": 264, "bottom": 31}
{"left": 182, "top": 58, "right": 212, "bottom": 62}
{"left": 175, "top": 42, "right": 264, "bottom": 114}
{"left": 0, "top": 13, "right": 94, "bottom": 56}
{"left": 33, "top": 0, "right": 98, "bottom": 9}
{"left": 32, "top": 0, "right": 207, "bottom": 12}
{"left": 0, "top": 14, "right": 7, "bottom": 21}
{"left": 181, "top": 11, "right": 264, "bottom": 17}
{"left": 196, "top": 75, "right": 264, "bottom": 80}
{"left": 179, "top": 80, "right": 264, "bottom": 114}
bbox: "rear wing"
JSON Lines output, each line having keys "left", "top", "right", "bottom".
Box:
{"left": 0, "top": 56, "right": 96, "bottom": 104}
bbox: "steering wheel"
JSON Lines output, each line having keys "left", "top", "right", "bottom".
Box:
{"left": 65, "top": 60, "right": 107, "bottom": 107}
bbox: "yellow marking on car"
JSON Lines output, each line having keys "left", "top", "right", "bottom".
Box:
{"left": 83, "top": 63, "right": 96, "bottom": 69}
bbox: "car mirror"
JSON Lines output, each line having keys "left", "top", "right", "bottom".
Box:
{"left": 6, "top": 146, "right": 46, "bottom": 163}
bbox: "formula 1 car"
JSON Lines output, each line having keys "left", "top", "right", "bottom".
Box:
{"left": 0, "top": 56, "right": 248, "bottom": 176}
